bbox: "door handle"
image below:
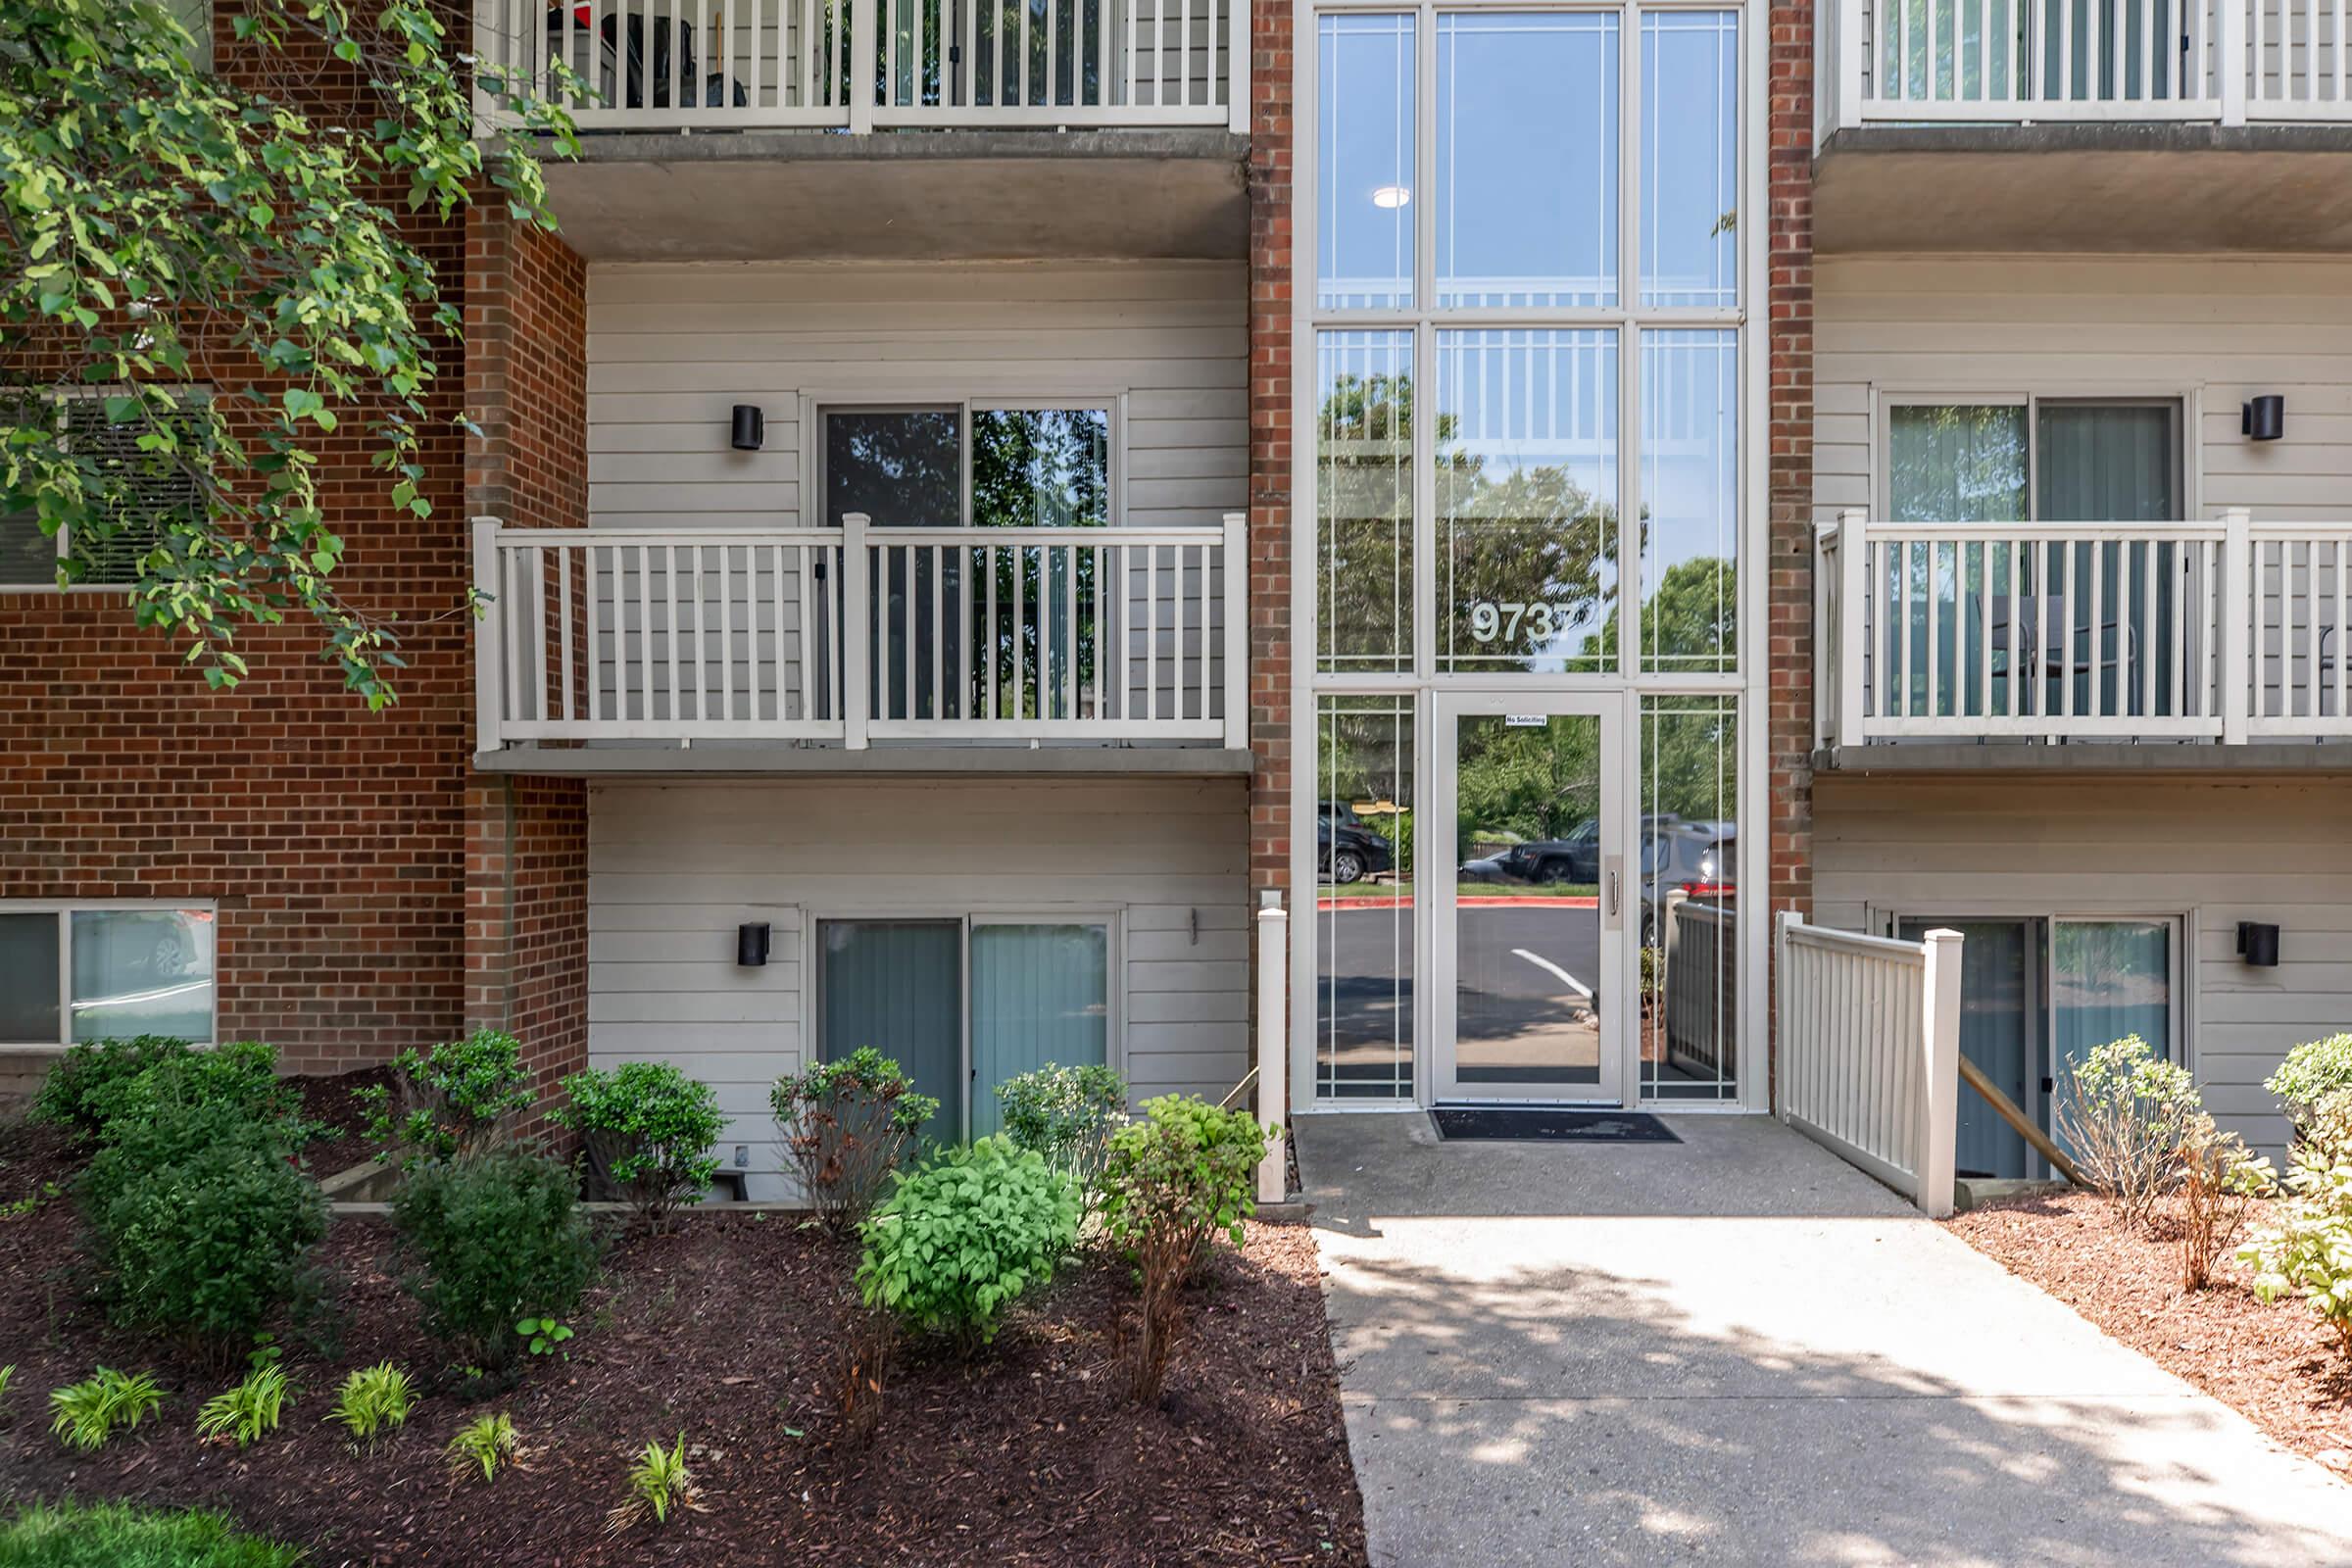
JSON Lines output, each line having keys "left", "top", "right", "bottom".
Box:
{"left": 1602, "top": 856, "right": 1623, "bottom": 922}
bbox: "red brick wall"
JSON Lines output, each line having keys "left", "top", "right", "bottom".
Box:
{"left": 1248, "top": 0, "right": 1294, "bottom": 908}
{"left": 1767, "top": 0, "right": 1818, "bottom": 1088}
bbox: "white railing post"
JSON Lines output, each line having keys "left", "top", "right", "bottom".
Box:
{"left": 1772, "top": 908, "right": 1794, "bottom": 1122}
{"left": 1222, "top": 511, "right": 1249, "bottom": 749}
{"left": 1226, "top": 0, "right": 1251, "bottom": 133}
{"left": 1836, "top": 510, "right": 1868, "bottom": 748}
{"left": 1838, "top": 0, "right": 1867, "bottom": 128}
{"left": 842, "top": 512, "right": 871, "bottom": 749}
{"left": 2223, "top": 506, "right": 2252, "bottom": 744}
{"left": 849, "top": 0, "right": 877, "bottom": 132}
{"left": 472, "top": 518, "right": 506, "bottom": 756}
{"left": 1917, "top": 927, "right": 1963, "bottom": 1219}
{"left": 2221, "top": 0, "right": 2248, "bottom": 123}
{"left": 1255, "top": 889, "right": 1289, "bottom": 1204}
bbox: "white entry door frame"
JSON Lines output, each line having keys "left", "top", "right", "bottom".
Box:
{"left": 1429, "top": 690, "right": 1632, "bottom": 1106}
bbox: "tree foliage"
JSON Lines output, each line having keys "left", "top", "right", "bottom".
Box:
{"left": 0, "top": 0, "right": 576, "bottom": 706}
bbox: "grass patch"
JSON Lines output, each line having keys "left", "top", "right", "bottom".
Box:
{"left": 0, "top": 1500, "right": 302, "bottom": 1568}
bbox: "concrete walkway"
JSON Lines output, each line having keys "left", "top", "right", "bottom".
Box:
{"left": 1298, "top": 1111, "right": 2352, "bottom": 1567}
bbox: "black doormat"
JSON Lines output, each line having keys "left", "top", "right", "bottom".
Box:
{"left": 1430, "top": 1107, "right": 1681, "bottom": 1143}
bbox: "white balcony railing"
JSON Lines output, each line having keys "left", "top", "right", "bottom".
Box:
{"left": 472, "top": 514, "right": 1247, "bottom": 754}
{"left": 1820, "top": 0, "right": 2352, "bottom": 129}
{"left": 474, "top": 0, "right": 1248, "bottom": 132}
{"left": 1816, "top": 509, "right": 2352, "bottom": 747}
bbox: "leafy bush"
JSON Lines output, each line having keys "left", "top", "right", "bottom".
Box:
{"left": 608, "top": 1434, "right": 702, "bottom": 1534}
{"left": 446, "top": 1412, "right": 522, "bottom": 1484}
{"left": 2052, "top": 1035, "right": 2203, "bottom": 1230}
{"left": 357, "top": 1028, "right": 535, "bottom": 1168}
{"left": 329, "top": 1362, "right": 415, "bottom": 1446}
{"left": 391, "top": 1149, "right": 600, "bottom": 1376}
{"left": 2268, "top": 1033, "right": 2352, "bottom": 1135}
{"left": 30, "top": 1036, "right": 192, "bottom": 1141}
{"left": 2243, "top": 1141, "right": 2352, "bottom": 1355}
{"left": 771, "top": 1049, "right": 940, "bottom": 1235}
{"left": 48, "top": 1368, "right": 166, "bottom": 1451}
{"left": 0, "top": 1500, "right": 302, "bottom": 1568}
{"left": 553, "top": 1061, "right": 725, "bottom": 1229}
{"left": 85, "top": 1040, "right": 301, "bottom": 1142}
{"left": 857, "top": 1137, "right": 1079, "bottom": 1354}
{"left": 1101, "top": 1097, "right": 1276, "bottom": 1403}
{"left": 81, "top": 1105, "right": 326, "bottom": 1353}
{"left": 995, "top": 1063, "right": 1127, "bottom": 1224}
{"left": 195, "top": 1364, "right": 292, "bottom": 1448}
{"left": 2175, "top": 1120, "right": 2274, "bottom": 1291}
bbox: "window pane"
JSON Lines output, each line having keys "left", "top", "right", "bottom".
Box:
{"left": 1641, "top": 330, "right": 1738, "bottom": 673}
{"left": 2036, "top": 403, "right": 2178, "bottom": 522}
{"left": 1317, "top": 696, "right": 1415, "bottom": 1100}
{"left": 1642, "top": 13, "right": 1739, "bottom": 308}
{"left": 823, "top": 410, "right": 960, "bottom": 528}
{"left": 1436, "top": 13, "right": 1618, "bottom": 309}
{"left": 819, "top": 919, "right": 962, "bottom": 1144}
{"left": 1639, "top": 697, "right": 1737, "bottom": 1103}
{"left": 1317, "top": 330, "right": 1414, "bottom": 672}
{"left": 971, "top": 409, "right": 1109, "bottom": 528}
{"left": 969, "top": 923, "right": 1109, "bottom": 1138}
{"left": 1887, "top": 406, "right": 2027, "bottom": 522}
{"left": 1318, "top": 14, "right": 1415, "bottom": 311}
{"left": 1436, "top": 328, "right": 1618, "bottom": 672}
{"left": 2053, "top": 919, "right": 2173, "bottom": 1072}
{"left": 70, "top": 908, "right": 215, "bottom": 1043}
{"left": 0, "top": 913, "right": 61, "bottom": 1044}
{"left": 0, "top": 510, "right": 55, "bottom": 587}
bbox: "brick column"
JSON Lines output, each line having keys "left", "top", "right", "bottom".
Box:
{"left": 1248, "top": 0, "right": 1294, "bottom": 906}
{"left": 1766, "top": 0, "right": 1817, "bottom": 1094}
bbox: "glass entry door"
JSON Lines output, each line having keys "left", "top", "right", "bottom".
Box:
{"left": 1432, "top": 693, "right": 1628, "bottom": 1103}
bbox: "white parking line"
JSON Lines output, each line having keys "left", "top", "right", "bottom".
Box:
{"left": 1511, "top": 948, "right": 1592, "bottom": 999}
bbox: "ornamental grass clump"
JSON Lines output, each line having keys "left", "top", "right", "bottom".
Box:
{"left": 1101, "top": 1096, "right": 1275, "bottom": 1404}
{"left": 329, "top": 1363, "right": 414, "bottom": 1447}
{"left": 857, "top": 1137, "right": 1079, "bottom": 1356}
{"left": 2052, "top": 1035, "right": 2204, "bottom": 1231}
{"left": 771, "top": 1050, "right": 939, "bottom": 1235}
{"left": 553, "top": 1061, "right": 725, "bottom": 1231}
{"left": 995, "top": 1063, "right": 1128, "bottom": 1225}
{"left": 608, "top": 1434, "right": 702, "bottom": 1534}
{"left": 49, "top": 1368, "right": 166, "bottom": 1451}
{"left": 357, "top": 1027, "right": 535, "bottom": 1169}
{"left": 446, "top": 1412, "right": 523, "bottom": 1485}
{"left": 195, "top": 1364, "right": 293, "bottom": 1448}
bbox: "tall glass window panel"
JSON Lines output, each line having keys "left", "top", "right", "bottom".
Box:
{"left": 969, "top": 923, "right": 1109, "bottom": 1138}
{"left": 1436, "top": 328, "right": 1618, "bottom": 673}
{"left": 1317, "top": 696, "right": 1415, "bottom": 1100}
{"left": 1642, "top": 13, "right": 1740, "bottom": 309}
{"left": 2035, "top": 403, "right": 2180, "bottom": 522}
{"left": 0, "top": 912, "right": 60, "bottom": 1043}
{"left": 824, "top": 409, "right": 961, "bottom": 528}
{"left": 971, "top": 409, "right": 1110, "bottom": 528}
{"left": 1641, "top": 331, "right": 1739, "bottom": 673}
{"left": 2052, "top": 919, "right": 2175, "bottom": 1167}
{"left": 69, "top": 908, "right": 215, "bottom": 1043}
{"left": 1436, "top": 13, "right": 1618, "bottom": 309}
{"left": 1639, "top": 697, "right": 1738, "bottom": 1103}
{"left": 1317, "top": 330, "right": 1414, "bottom": 672}
{"left": 1887, "top": 405, "right": 2028, "bottom": 522}
{"left": 1318, "top": 14, "right": 1415, "bottom": 311}
{"left": 819, "top": 919, "right": 963, "bottom": 1145}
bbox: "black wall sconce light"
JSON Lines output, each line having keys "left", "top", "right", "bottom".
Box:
{"left": 730, "top": 404, "right": 765, "bottom": 452}
{"left": 2242, "top": 395, "right": 2285, "bottom": 442}
{"left": 2237, "top": 921, "right": 2280, "bottom": 968}
{"left": 736, "top": 921, "right": 771, "bottom": 967}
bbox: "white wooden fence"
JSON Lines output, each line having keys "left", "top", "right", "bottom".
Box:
{"left": 1822, "top": 0, "right": 2352, "bottom": 126}
{"left": 1774, "top": 913, "right": 1962, "bottom": 1217}
{"left": 1818, "top": 510, "right": 2352, "bottom": 746}
{"left": 472, "top": 513, "right": 1246, "bottom": 752}
{"left": 474, "top": 0, "right": 1247, "bottom": 131}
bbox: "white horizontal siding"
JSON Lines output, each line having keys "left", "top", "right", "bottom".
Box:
{"left": 586, "top": 260, "right": 1247, "bottom": 532}
{"left": 1813, "top": 774, "right": 2352, "bottom": 1154}
{"left": 586, "top": 777, "right": 1249, "bottom": 1199}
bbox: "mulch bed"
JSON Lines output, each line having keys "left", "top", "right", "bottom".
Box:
{"left": 1949, "top": 1191, "right": 2352, "bottom": 1467}
{"left": 293, "top": 1067, "right": 393, "bottom": 1174}
{"left": 0, "top": 1117, "right": 1366, "bottom": 1566}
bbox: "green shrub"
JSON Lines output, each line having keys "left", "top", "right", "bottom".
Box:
{"left": 81, "top": 1106, "right": 326, "bottom": 1352}
{"left": 857, "top": 1137, "right": 1079, "bottom": 1354}
{"left": 86, "top": 1040, "right": 304, "bottom": 1144}
{"left": 48, "top": 1368, "right": 166, "bottom": 1451}
{"left": 2268, "top": 1033, "right": 2352, "bottom": 1134}
{"left": 771, "top": 1049, "right": 940, "bottom": 1235}
{"left": 30, "top": 1036, "right": 191, "bottom": 1141}
{"left": 357, "top": 1027, "right": 535, "bottom": 1168}
{"left": 995, "top": 1063, "right": 1127, "bottom": 1222}
{"left": 2243, "top": 1137, "right": 2352, "bottom": 1355}
{"left": 553, "top": 1061, "right": 725, "bottom": 1229}
{"left": 446, "top": 1412, "right": 521, "bottom": 1484}
{"left": 2051, "top": 1035, "right": 2204, "bottom": 1231}
{"left": 194, "top": 1364, "right": 292, "bottom": 1448}
{"left": 391, "top": 1149, "right": 600, "bottom": 1376}
{"left": 0, "top": 1499, "right": 302, "bottom": 1568}
{"left": 329, "top": 1362, "right": 414, "bottom": 1446}
{"left": 1101, "top": 1096, "right": 1276, "bottom": 1403}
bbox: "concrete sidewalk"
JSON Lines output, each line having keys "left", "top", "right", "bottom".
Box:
{"left": 1298, "top": 1111, "right": 2352, "bottom": 1567}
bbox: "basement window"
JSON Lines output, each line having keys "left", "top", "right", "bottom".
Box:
{"left": 0, "top": 905, "right": 219, "bottom": 1048}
